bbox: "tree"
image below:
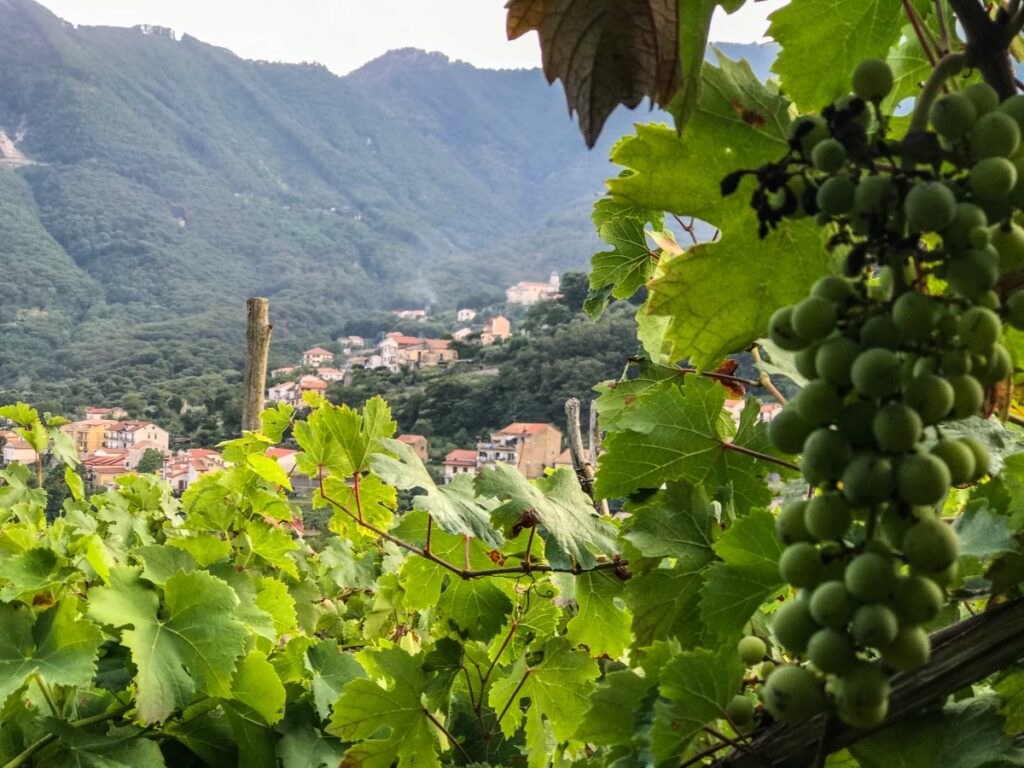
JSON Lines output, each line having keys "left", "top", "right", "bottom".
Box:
{"left": 135, "top": 448, "right": 164, "bottom": 474}
{"left": 558, "top": 270, "right": 589, "bottom": 311}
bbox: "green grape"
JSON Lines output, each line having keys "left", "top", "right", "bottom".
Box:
{"left": 946, "top": 248, "right": 999, "bottom": 299}
{"left": 970, "top": 111, "right": 1021, "bottom": 158}
{"left": 893, "top": 575, "right": 945, "bottom": 624}
{"left": 913, "top": 560, "right": 959, "bottom": 588}
{"left": 772, "top": 600, "right": 820, "bottom": 654}
{"left": 851, "top": 603, "right": 899, "bottom": 647}
{"left": 838, "top": 399, "right": 879, "bottom": 448}
{"left": 975, "top": 343, "right": 1012, "bottom": 386}
{"left": 725, "top": 695, "right": 755, "bottom": 726}
{"left": 904, "top": 374, "right": 954, "bottom": 424}
{"left": 805, "top": 493, "right": 853, "bottom": 542}
{"left": 965, "top": 82, "right": 999, "bottom": 115}
{"left": 768, "top": 306, "right": 808, "bottom": 351}
{"left": 842, "top": 454, "right": 895, "bottom": 506}
{"left": 970, "top": 225, "right": 992, "bottom": 248}
{"left": 812, "top": 275, "right": 856, "bottom": 304}
{"left": 776, "top": 499, "right": 813, "bottom": 544}
{"left": 897, "top": 453, "right": 952, "bottom": 505}
{"left": 792, "top": 296, "right": 839, "bottom": 340}
{"left": 990, "top": 221, "right": 1024, "bottom": 273}
{"left": 930, "top": 439, "right": 977, "bottom": 485}
{"left": 929, "top": 92, "right": 977, "bottom": 141}
{"left": 903, "top": 518, "right": 959, "bottom": 572}
{"left": 809, "top": 580, "right": 856, "bottom": 628}
{"left": 802, "top": 428, "right": 853, "bottom": 484}
{"left": 845, "top": 552, "right": 896, "bottom": 602}
{"left": 872, "top": 402, "right": 923, "bottom": 453}
{"left": 807, "top": 628, "right": 857, "bottom": 674}
{"left": 851, "top": 348, "right": 902, "bottom": 398}
{"left": 817, "top": 176, "right": 857, "bottom": 217}
{"left": 859, "top": 314, "right": 901, "bottom": 349}
{"left": 891, "top": 291, "right": 938, "bottom": 342}
{"left": 945, "top": 202, "right": 988, "bottom": 251}
{"left": 838, "top": 699, "right": 889, "bottom": 728}
{"left": 738, "top": 635, "right": 767, "bottom": 666}
{"left": 941, "top": 348, "right": 972, "bottom": 375}
{"left": 790, "top": 114, "right": 830, "bottom": 156}
{"left": 852, "top": 58, "right": 893, "bottom": 101}
{"left": 834, "top": 94, "right": 871, "bottom": 126}
{"left": 959, "top": 306, "right": 1002, "bottom": 353}
{"left": 980, "top": 290, "right": 1002, "bottom": 310}
{"left": 905, "top": 182, "right": 957, "bottom": 232}
{"left": 794, "top": 381, "right": 843, "bottom": 426}
{"left": 960, "top": 435, "right": 991, "bottom": 479}
{"left": 795, "top": 343, "right": 822, "bottom": 380}
{"left": 835, "top": 662, "right": 890, "bottom": 709}
{"left": 761, "top": 665, "right": 825, "bottom": 724}
{"left": 854, "top": 174, "right": 893, "bottom": 214}
{"left": 1009, "top": 290, "right": 1024, "bottom": 329}
{"left": 999, "top": 93, "right": 1024, "bottom": 128}
{"left": 878, "top": 505, "right": 915, "bottom": 549}
{"left": 779, "top": 542, "right": 824, "bottom": 588}
{"left": 969, "top": 157, "right": 1017, "bottom": 201}
{"left": 815, "top": 336, "right": 860, "bottom": 388}
{"left": 949, "top": 374, "right": 985, "bottom": 418}
{"left": 880, "top": 625, "right": 930, "bottom": 671}
{"left": 768, "top": 408, "right": 815, "bottom": 454}
{"left": 812, "top": 138, "right": 847, "bottom": 172}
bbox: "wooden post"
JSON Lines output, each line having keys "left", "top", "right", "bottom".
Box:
{"left": 565, "top": 397, "right": 609, "bottom": 515}
{"left": 242, "top": 297, "right": 272, "bottom": 434}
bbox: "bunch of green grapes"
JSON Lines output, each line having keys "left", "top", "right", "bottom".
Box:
{"left": 725, "top": 58, "right": 1024, "bottom": 729}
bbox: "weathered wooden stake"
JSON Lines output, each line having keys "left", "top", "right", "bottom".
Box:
{"left": 242, "top": 297, "right": 272, "bottom": 434}
{"left": 565, "top": 397, "right": 609, "bottom": 515}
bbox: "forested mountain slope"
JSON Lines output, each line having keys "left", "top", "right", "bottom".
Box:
{"left": 0, "top": 0, "right": 768, "bottom": 408}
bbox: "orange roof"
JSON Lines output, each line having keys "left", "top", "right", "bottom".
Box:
{"left": 188, "top": 448, "right": 220, "bottom": 458}
{"left": 444, "top": 449, "right": 478, "bottom": 466}
{"left": 497, "top": 423, "right": 555, "bottom": 436}
{"left": 383, "top": 334, "right": 420, "bottom": 345}
{"left": 423, "top": 339, "right": 450, "bottom": 350}
{"left": 304, "top": 347, "right": 333, "bottom": 356}
{"left": 298, "top": 375, "right": 327, "bottom": 390}
{"left": 317, "top": 367, "right": 341, "bottom": 374}
{"left": 397, "top": 434, "right": 427, "bottom": 444}
{"left": 266, "top": 447, "right": 297, "bottom": 458}
{"left": 3, "top": 438, "right": 32, "bottom": 450}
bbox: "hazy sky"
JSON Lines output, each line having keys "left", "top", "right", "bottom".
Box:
{"left": 34, "top": 0, "right": 786, "bottom": 74}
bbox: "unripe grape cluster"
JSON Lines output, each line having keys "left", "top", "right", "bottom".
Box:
{"left": 725, "top": 58, "right": 1021, "bottom": 729}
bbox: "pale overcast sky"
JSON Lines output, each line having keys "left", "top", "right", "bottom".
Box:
{"left": 34, "top": 0, "right": 786, "bottom": 75}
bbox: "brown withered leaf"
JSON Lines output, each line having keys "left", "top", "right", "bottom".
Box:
{"left": 710, "top": 358, "right": 745, "bottom": 398}
{"left": 506, "top": 0, "right": 681, "bottom": 147}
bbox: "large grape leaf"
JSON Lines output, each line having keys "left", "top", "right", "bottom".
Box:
{"left": 40, "top": 722, "right": 166, "bottom": 768}
{"left": 487, "top": 638, "right": 600, "bottom": 742}
{"left": 593, "top": 361, "right": 678, "bottom": 431}
{"left": 477, "top": 465, "right": 617, "bottom": 570}
{"left": 589, "top": 216, "right": 660, "bottom": 303}
{"left": 621, "top": 481, "right": 717, "bottom": 569}
{"left": 850, "top": 697, "right": 1024, "bottom": 768}
{"left": 327, "top": 647, "right": 440, "bottom": 768}
{"left": 768, "top": 0, "right": 906, "bottom": 112}
{"left": 712, "top": 508, "right": 784, "bottom": 566}
{"left": 306, "top": 640, "right": 366, "bottom": 720}
{"left": 230, "top": 651, "right": 287, "bottom": 726}
{"left": 575, "top": 668, "right": 655, "bottom": 746}
{"left": 608, "top": 55, "right": 829, "bottom": 370}
{"left": 371, "top": 439, "right": 503, "bottom": 548}
{"left": 294, "top": 397, "right": 396, "bottom": 479}
{"left": 565, "top": 569, "right": 633, "bottom": 659}
{"left": 625, "top": 564, "right": 706, "bottom": 648}
{"left": 88, "top": 567, "right": 247, "bottom": 723}
{"left": 594, "top": 377, "right": 780, "bottom": 512}
{"left": 0, "top": 601, "right": 103, "bottom": 706}
{"left": 276, "top": 704, "right": 347, "bottom": 768}
{"left": 649, "top": 647, "right": 745, "bottom": 763}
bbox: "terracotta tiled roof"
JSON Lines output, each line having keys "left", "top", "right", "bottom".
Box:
{"left": 266, "top": 447, "right": 297, "bottom": 458}
{"left": 498, "top": 422, "right": 555, "bottom": 436}
{"left": 444, "top": 449, "right": 478, "bottom": 466}
{"left": 304, "top": 347, "right": 333, "bottom": 356}
{"left": 298, "top": 375, "right": 327, "bottom": 390}
{"left": 397, "top": 434, "right": 427, "bottom": 444}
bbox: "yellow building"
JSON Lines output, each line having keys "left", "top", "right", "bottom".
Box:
{"left": 63, "top": 419, "right": 117, "bottom": 456}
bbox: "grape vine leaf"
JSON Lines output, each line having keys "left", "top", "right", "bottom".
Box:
{"left": 276, "top": 704, "right": 347, "bottom": 768}
{"left": 621, "top": 481, "right": 717, "bottom": 568}
{"left": 487, "top": 638, "right": 600, "bottom": 742}
{"left": 371, "top": 439, "right": 503, "bottom": 548}
{"left": 307, "top": 640, "right": 367, "bottom": 720}
{"left": 767, "top": 0, "right": 905, "bottom": 112}
{"left": 41, "top": 721, "right": 166, "bottom": 768}
{"left": 321, "top": 472, "right": 396, "bottom": 541}
{"left": 247, "top": 453, "right": 293, "bottom": 491}
{"left": 625, "top": 564, "right": 706, "bottom": 648}
{"left": 505, "top": 0, "right": 683, "bottom": 147}
{"left": 594, "top": 377, "right": 780, "bottom": 513}
{"left": 0, "top": 601, "right": 103, "bottom": 706}
{"left": 850, "top": 697, "right": 1024, "bottom": 767}
{"left": 649, "top": 647, "right": 745, "bottom": 763}
{"left": 242, "top": 519, "right": 300, "bottom": 580}
{"left": 712, "top": 508, "right": 784, "bottom": 566}
{"left": 593, "top": 361, "right": 678, "bottom": 431}
{"left": 327, "top": 646, "right": 441, "bottom": 768}
{"left": 230, "top": 650, "right": 287, "bottom": 726}
{"left": 477, "top": 465, "right": 617, "bottom": 570}
{"left": 0, "top": 547, "right": 75, "bottom": 602}
{"left": 608, "top": 55, "right": 829, "bottom": 370}
{"left": 954, "top": 501, "right": 1017, "bottom": 560}
{"left": 88, "top": 567, "right": 248, "bottom": 723}
{"left": 294, "top": 398, "right": 395, "bottom": 479}
{"left": 589, "top": 215, "right": 659, "bottom": 307}
{"left": 575, "top": 668, "right": 654, "bottom": 746}
{"left": 565, "top": 569, "right": 633, "bottom": 659}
